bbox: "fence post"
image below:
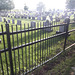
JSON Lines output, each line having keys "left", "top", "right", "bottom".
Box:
{"left": 63, "top": 17, "right": 70, "bottom": 51}
{"left": 6, "top": 23, "right": 14, "bottom": 75}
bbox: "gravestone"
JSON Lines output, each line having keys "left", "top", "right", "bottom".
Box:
{"left": 8, "top": 19, "right": 10, "bottom": 23}
{"left": 43, "top": 22, "right": 46, "bottom": 27}
{"left": 17, "top": 20, "right": 21, "bottom": 25}
{"left": 0, "top": 17, "right": 2, "bottom": 22}
{"left": 12, "top": 19, "right": 15, "bottom": 24}
{"left": 21, "top": 15, "right": 24, "bottom": 19}
{"left": 61, "top": 15, "right": 64, "bottom": 19}
{"left": 4, "top": 18, "right": 6, "bottom": 22}
{"left": 57, "top": 12, "right": 60, "bottom": 16}
{"left": 59, "top": 26, "right": 66, "bottom": 32}
{"left": 42, "top": 16, "right": 46, "bottom": 21}
{"left": 56, "top": 17, "right": 60, "bottom": 22}
{"left": 18, "top": 16, "right": 20, "bottom": 18}
{"left": 30, "top": 21, "right": 36, "bottom": 28}
{"left": 24, "top": 16, "right": 27, "bottom": 19}
{"left": 37, "top": 16, "right": 41, "bottom": 20}
{"left": 8, "top": 15, "right": 10, "bottom": 17}
{"left": 28, "top": 16, "right": 31, "bottom": 19}
{"left": 32, "top": 17, "right": 35, "bottom": 20}
{"left": 15, "top": 15, "right": 18, "bottom": 18}
{"left": 11, "top": 16, "right": 12, "bottom": 18}
{"left": 49, "top": 16, "right": 53, "bottom": 21}
{"left": 56, "top": 17, "right": 70, "bottom": 34}
{"left": 43, "top": 20, "right": 53, "bottom": 32}
{"left": 14, "top": 15, "right": 16, "bottom": 18}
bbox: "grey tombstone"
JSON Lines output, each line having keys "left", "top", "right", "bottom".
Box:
{"left": 43, "top": 20, "right": 53, "bottom": 32}
{"left": 14, "top": 15, "right": 16, "bottom": 18}
{"left": 56, "top": 17, "right": 60, "bottom": 22}
{"left": 15, "top": 15, "right": 18, "bottom": 18}
{"left": 37, "top": 16, "right": 41, "bottom": 20}
{"left": 4, "top": 18, "right": 6, "bottom": 22}
{"left": 32, "top": 17, "right": 35, "bottom": 20}
{"left": 17, "top": 20, "right": 21, "bottom": 25}
{"left": 43, "top": 22, "right": 46, "bottom": 27}
{"left": 21, "top": 15, "right": 24, "bottom": 19}
{"left": 28, "top": 16, "right": 31, "bottom": 19}
{"left": 0, "top": 17, "right": 2, "bottom": 22}
{"left": 49, "top": 16, "right": 53, "bottom": 21}
{"left": 59, "top": 26, "right": 66, "bottom": 32}
{"left": 42, "top": 16, "right": 46, "bottom": 21}
{"left": 61, "top": 15, "right": 64, "bottom": 19}
{"left": 30, "top": 21, "right": 36, "bottom": 28}
{"left": 8, "top": 19, "right": 10, "bottom": 23}
{"left": 8, "top": 15, "right": 10, "bottom": 18}
{"left": 11, "top": 16, "right": 12, "bottom": 18}
{"left": 18, "top": 16, "right": 20, "bottom": 18}
{"left": 12, "top": 19, "right": 15, "bottom": 24}
{"left": 24, "top": 16, "right": 27, "bottom": 19}
{"left": 56, "top": 17, "right": 70, "bottom": 33}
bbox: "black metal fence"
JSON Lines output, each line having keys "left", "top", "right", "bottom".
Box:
{"left": 0, "top": 18, "right": 75, "bottom": 75}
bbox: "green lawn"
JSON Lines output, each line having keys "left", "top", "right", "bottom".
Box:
{"left": 0, "top": 17, "right": 75, "bottom": 75}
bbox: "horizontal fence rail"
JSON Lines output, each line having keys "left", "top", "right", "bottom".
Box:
{"left": 0, "top": 18, "right": 75, "bottom": 75}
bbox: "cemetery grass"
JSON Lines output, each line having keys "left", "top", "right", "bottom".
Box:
{"left": 29, "top": 45, "right": 75, "bottom": 75}
{"left": 0, "top": 20, "right": 75, "bottom": 74}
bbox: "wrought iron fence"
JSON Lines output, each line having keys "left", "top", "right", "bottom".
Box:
{"left": 0, "top": 18, "right": 75, "bottom": 75}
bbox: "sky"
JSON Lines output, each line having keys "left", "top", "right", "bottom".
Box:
{"left": 13, "top": 0, "right": 66, "bottom": 10}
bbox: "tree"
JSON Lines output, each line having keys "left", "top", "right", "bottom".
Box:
{"left": 0, "top": 0, "right": 15, "bottom": 10}
{"left": 66, "top": 0, "right": 75, "bottom": 9}
{"left": 37, "top": 2, "right": 45, "bottom": 12}
{"left": 24, "top": 4, "right": 28, "bottom": 11}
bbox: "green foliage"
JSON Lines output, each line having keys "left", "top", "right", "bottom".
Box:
{"left": 24, "top": 4, "right": 28, "bottom": 11}
{"left": 37, "top": 2, "right": 45, "bottom": 12}
{"left": 66, "top": 0, "right": 75, "bottom": 9}
{"left": 0, "top": 0, "right": 15, "bottom": 10}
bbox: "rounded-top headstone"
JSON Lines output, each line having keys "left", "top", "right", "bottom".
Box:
{"left": 64, "top": 17, "right": 70, "bottom": 24}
